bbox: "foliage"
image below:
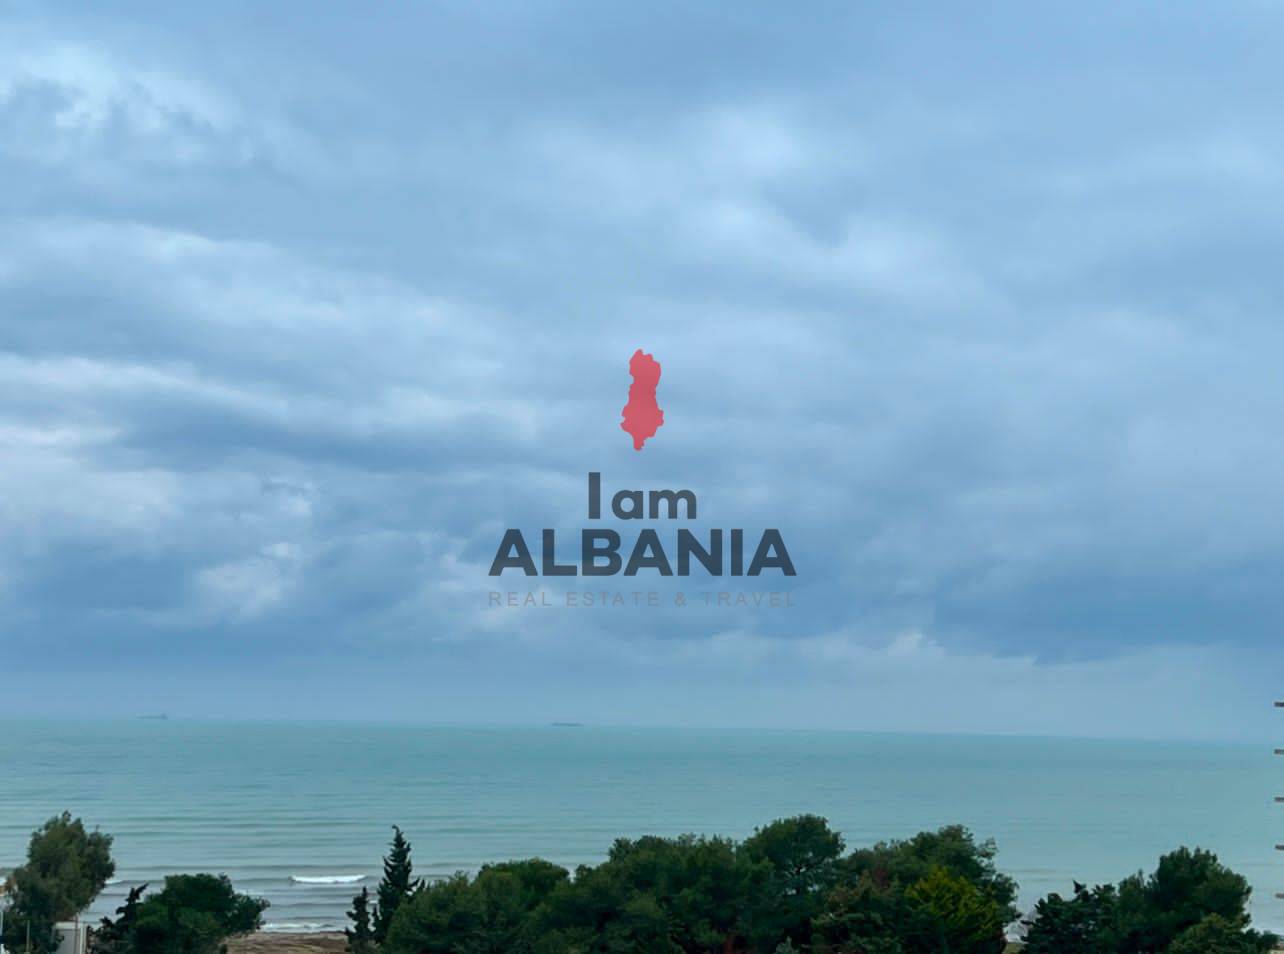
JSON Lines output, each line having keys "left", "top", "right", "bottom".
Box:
{"left": 814, "top": 864, "right": 1007, "bottom": 954}
{"left": 844, "top": 825, "right": 1018, "bottom": 925}
{"left": 531, "top": 834, "right": 760, "bottom": 952}
{"left": 1023, "top": 847, "right": 1276, "bottom": 953}
{"left": 1169, "top": 914, "right": 1278, "bottom": 954}
{"left": 1022, "top": 881, "right": 1119, "bottom": 954}
{"left": 89, "top": 884, "right": 149, "bottom": 954}
{"left": 740, "top": 816, "right": 844, "bottom": 949}
{"left": 381, "top": 819, "right": 1019, "bottom": 954}
{"left": 1, "top": 813, "right": 116, "bottom": 954}
{"left": 373, "top": 826, "right": 421, "bottom": 945}
{"left": 383, "top": 859, "right": 567, "bottom": 954}
{"left": 1113, "top": 846, "right": 1262, "bottom": 951}
{"left": 345, "top": 886, "right": 375, "bottom": 954}
{"left": 130, "top": 874, "right": 268, "bottom": 954}
{"left": 901, "top": 866, "right": 1006, "bottom": 954}
{"left": 813, "top": 875, "right": 908, "bottom": 953}
{"left": 23, "top": 816, "right": 1255, "bottom": 954}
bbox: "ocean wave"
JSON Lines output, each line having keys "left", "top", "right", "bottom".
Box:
{"left": 289, "top": 875, "right": 365, "bottom": 885}
{"left": 262, "top": 922, "right": 338, "bottom": 933}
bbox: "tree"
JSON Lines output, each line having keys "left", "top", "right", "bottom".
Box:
{"left": 1025, "top": 847, "right": 1276, "bottom": 954}
{"left": 902, "top": 866, "right": 1006, "bottom": 954}
{"left": 743, "top": 816, "right": 845, "bottom": 896}
{"left": 1, "top": 813, "right": 116, "bottom": 954}
{"left": 372, "top": 827, "right": 421, "bottom": 945}
{"left": 1114, "top": 846, "right": 1266, "bottom": 951}
{"left": 384, "top": 859, "right": 568, "bottom": 954}
{"left": 131, "top": 874, "right": 267, "bottom": 954}
{"left": 345, "top": 887, "right": 374, "bottom": 954}
{"left": 88, "top": 884, "right": 148, "bottom": 954}
{"left": 741, "top": 815, "right": 844, "bottom": 948}
{"left": 844, "top": 825, "right": 1018, "bottom": 925}
{"left": 1022, "top": 881, "right": 1119, "bottom": 954}
{"left": 813, "top": 875, "right": 909, "bottom": 954}
{"left": 1170, "top": 914, "right": 1277, "bottom": 954}
{"left": 534, "top": 835, "right": 759, "bottom": 953}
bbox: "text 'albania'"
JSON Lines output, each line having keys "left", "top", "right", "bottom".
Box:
{"left": 489, "top": 473, "right": 796, "bottom": 577}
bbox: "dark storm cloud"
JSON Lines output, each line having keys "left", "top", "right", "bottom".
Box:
{"left": 2, "top": 0, "right": 1283, "bottom": 736}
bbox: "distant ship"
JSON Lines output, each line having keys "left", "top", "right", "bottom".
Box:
{"left": 137, "top": 713, "right": 169, "bottom": 720}
{"left": 551, "top": 721, "right": 584, "bottom": 727}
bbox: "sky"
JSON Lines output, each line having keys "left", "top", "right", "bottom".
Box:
{"left": 2, "top": 2, "right": 1283, "bottom": 740}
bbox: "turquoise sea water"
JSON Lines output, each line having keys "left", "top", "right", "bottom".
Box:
{"left": 0, "top": 721, "right": 1279, "bottom": 933}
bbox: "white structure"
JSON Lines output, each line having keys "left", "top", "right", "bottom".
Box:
{"left": 53, "top": 920, "right": 89, "bottom": 954}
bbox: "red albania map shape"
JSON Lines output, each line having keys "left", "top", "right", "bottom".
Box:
{"left": 620, "top": 349, "right": 664, "bottom": 450}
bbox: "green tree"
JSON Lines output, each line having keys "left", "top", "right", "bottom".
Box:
{"left": 358, "top": 817, "right": 1027, "bottom": 953}
{"left": 372, "top": 827, "right": 421, "bottom": 945}
{"left": 2, "top": 813, "right": 116, "bottom": 954}
{"left": 844, "top": 825, "right": 1017, "bottom": 925}
{"left": 1025, "top": 847, "right": 1275, "bottom": 954}
{"left": 1022, "top": 881, "right": 1119, "bottom": 954}
{"left": 131, "top": 874, "right": 267, "bottom": 954}
{"left": 1114, "top": 846, "right": 1264, "bottom": 951}
{"left": 534, "top": 834, "right": 761, "bottom": 953}
{"left": 902, "top": 866, "right": 1005, "bottom": 954}
{"left": 740, "top": 815, "right": 844, "bottom": 949}
{"left": 1169, "top": 914, "right": 1277, "bottom": 954}
{"left": 345, "top": 887, "right": 375, "bottom": 954}
{"left": 384, "top": 859, "right": 568, "bottom": 954}
{"left": 813, "top": 875, "right": 908, "bottom": 954}
{"left": 88, "top": 884, "right": 149, "bottom": 954}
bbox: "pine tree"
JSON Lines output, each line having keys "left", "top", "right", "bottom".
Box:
{"left": 344, "top": 887, "right": 374, "bottom": 954}
{"left": 371, "top": 826, "right": 420, "bottom": 944}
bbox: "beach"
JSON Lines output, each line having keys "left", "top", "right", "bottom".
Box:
{"left": 228, "top": 934, "right": 347, "bottom": 954}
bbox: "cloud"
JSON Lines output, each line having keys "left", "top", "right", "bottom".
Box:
{"left": 2, "top": 2, "right": 1283, "bottom": 736}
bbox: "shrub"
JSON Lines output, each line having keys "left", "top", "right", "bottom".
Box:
{"left": 1169, "top": 914, "right": 1277, "bottom": 954}
{"left": 131, "top": 874, "right": 268, "bottom": 954}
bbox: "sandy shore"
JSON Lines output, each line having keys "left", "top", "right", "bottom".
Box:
{"left": 227, "top": 933, "right": 347, "bottom": 954}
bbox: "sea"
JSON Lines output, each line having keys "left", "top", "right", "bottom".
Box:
{"left": 1, "top": 721, "right": 1279, "bottom": 934}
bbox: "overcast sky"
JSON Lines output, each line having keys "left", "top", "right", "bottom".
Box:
{"left": 3, "top": 2, "right": 1283, "bottom": 739}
